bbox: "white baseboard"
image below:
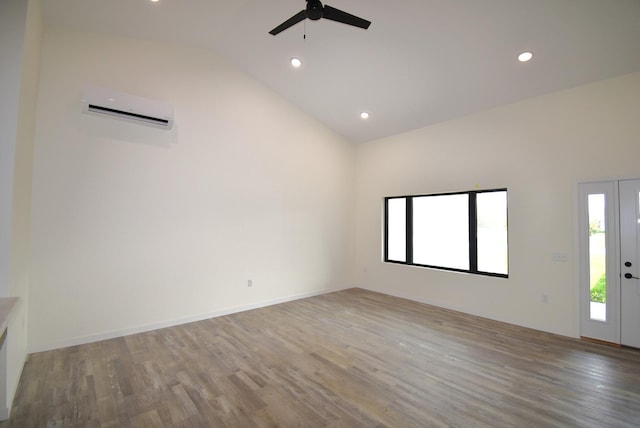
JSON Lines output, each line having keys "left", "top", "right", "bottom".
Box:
{"left": 28, "top": 287, "right": 349, "bottom": 354}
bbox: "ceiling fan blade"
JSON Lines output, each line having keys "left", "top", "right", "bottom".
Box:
{"left": 269, "top": 10, "right": 307, "bottom": 35}
{"left": 322, "top": 5, "right": 371, "bottom": 30}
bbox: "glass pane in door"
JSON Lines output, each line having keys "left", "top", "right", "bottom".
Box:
{"left": 588, "top": 194, "right": 606, "bottom": 321}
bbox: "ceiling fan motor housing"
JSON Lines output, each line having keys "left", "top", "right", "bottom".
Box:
{"left": 306, "top": 0, "right": 324, "bottom": 20}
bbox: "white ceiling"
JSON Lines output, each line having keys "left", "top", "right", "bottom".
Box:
{"left": 42, "top": 0, "right": 640, "bottom": 143}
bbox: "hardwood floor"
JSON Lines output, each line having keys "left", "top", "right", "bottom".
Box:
{"left": 3, "top": 288, "right": 640, "bottom": 427}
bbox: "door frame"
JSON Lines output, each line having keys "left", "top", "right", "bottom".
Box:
{"left": 576, "top": 180, "right": 622, "bottom": 344}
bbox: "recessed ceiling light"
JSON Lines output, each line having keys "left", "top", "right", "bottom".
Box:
{"left": 290, "top": 57, "right": 302, "bottom": 68}
{"left": 360, "top": 112, "right": 370, "bottom": 120}
{"left": 518, "top": 51, "right": 533, "bottom": 62}
{"left": 150, "top": 0, "right": 159, "bottom": 3}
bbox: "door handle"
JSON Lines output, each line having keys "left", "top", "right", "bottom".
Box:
{"left": 624, "top": 273, "right": 639, "bottom": 279}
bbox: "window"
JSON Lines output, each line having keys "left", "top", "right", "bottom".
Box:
{"left": 384, "top": 189, "right": 508, "bottom": 277}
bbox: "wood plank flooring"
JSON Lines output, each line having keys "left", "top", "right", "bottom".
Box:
{"left": 3, "top": 288, "right": 640, "bottom": 427}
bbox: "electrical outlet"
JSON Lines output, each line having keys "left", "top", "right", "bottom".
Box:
{"left": 248, "top": 279, "right": 253, "bottom": 287}
{"left": 541, "top": 293, "right": 549, "bottom": 303}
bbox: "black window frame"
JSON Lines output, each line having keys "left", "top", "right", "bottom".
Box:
{"left": 384, "top": 188, "right": 508, "bottom": 278}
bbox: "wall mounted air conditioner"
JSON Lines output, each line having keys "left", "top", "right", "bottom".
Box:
{"left": 82, "top": 85, "right": 174, "bottom": 130}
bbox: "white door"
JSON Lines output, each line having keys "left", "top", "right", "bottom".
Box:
{"left": 579, "top": 179, "right": 640, "bottom": 348}
{"left": 619, "top": 179, "right": 640, "bottom": 348}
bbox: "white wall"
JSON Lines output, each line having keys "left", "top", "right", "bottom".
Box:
{"left": 29, "top": 28, "right": 355, "bottom": 352}
{"left": 24, "top": 25, "right": 640, "bottom": 353}
{"left": 0, "top": 0, "right": 27, "bottom": 300}
{"left": 8, "top": 0, "right": 42, "bottom": 409}
{"left": 355, "top": 73, "right": 640, "bottom": 337}
{"left": 0, "top": 0, "right": 42, "bottom": 415}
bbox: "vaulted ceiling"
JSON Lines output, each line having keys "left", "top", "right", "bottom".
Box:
{"left": 43, "top": 0, "right": 640, "bottom": 143}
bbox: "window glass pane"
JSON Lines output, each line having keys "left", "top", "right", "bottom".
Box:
{"left": 588, "top": 194, "right": 606, "bottom": 321}
{"left": 477, "top": 191, "right": 508, "bottom": 275}
{"left": 413, "top": 194, "right": 469, "bottom": 270}
{"left": 387, "top": 198, "right": 406, "bottom": 262}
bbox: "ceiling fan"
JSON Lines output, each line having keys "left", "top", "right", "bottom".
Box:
{"left": 269, "top": 0, "right": 371, "bottom": 36}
